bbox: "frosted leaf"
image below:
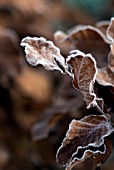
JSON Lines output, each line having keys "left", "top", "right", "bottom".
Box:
{"left": 56, "top": 115, "right": 114, "bottom": 170}
{"left": 21, "top": 36, "right": 68, "bottom": 73}
{"left": 97, "top": 67, "right": 114, "bottom": 87}
{"left": 54, "top": 25, "right": 110, "bottom": 68}
{"left": 91, "top": 139, "right": 112, "bottom": 168}
{"left": 66, "top": 50, "right": 102, "bottom": 109}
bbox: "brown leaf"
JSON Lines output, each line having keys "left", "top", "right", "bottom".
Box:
{"left": 56, "top": 115, "right": 114, "bottom": 170}
{"left": 91, "top": 138, "right": 112, "bottom": 168}
{"left": 21, "top": 36, "right": 68, "bottom": 73}
{"left": 32, "top": 97, "right": 84, "bottom": 141}
{"left": 96, "top": 67, "right": 114, "bottom": 87}
{"left": 54, "top": 25, "right": 110, "bottom": 68}
{"left": 63, "top": 145, "right": 105, "bottom": 170}
{"left": 67, "top": 50, "right": 101, "bottom": 108}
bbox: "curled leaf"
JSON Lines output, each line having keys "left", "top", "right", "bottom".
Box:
{"left": 20, "top": 36, "right": 68, "bottom": 73}
{"left": 66, "top": 50, "right": 101, "bottom": 109}
{"left": 96, "top": 67, "right": 114, "bottom": 87}
{"left": 91, "top": 138, "right": 112, "bottom": 168}
{"left": 56, "top": 115, "right": 114, "bottom": 170}
{"left": 54, "top": 25, "right": 110, "bottom": 68}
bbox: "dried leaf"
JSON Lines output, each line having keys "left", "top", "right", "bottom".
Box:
{"left": 32, "top": 97, "right": 84, "bottom": 141}
{"left": 66, "top": 50, "right": 101, "bottom": 109}
{"left": 96, "top": 67, "right": 114, "bottom": 87}
{"left": 63, "top": 145, "right": 105, "bottom": 170}
{"left": 21, "top": 36, "right": 68, "bottom": 73}
{"left": 32, "top": 113, "right": 71, "bottom": 141}
{"left": 54, "top": 25, "right": 110, "bottom": 68}
{"left": 91, "top": 138, "right": 112, "bottom": 167}
{"left": 56, "top": 115, "right": 114, "bottom": 170}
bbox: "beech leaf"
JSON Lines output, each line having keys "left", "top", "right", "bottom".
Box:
{"left": 20, "top": 36, "right": 68, "bottom": 73}
{"left": 54, "top": 25, "right": 110, "bottom": 68}
{"left": 66, "top": 50, "right": 101, "bottom": 109}
{"left": 91, "top": 138, "right": 112, "bottom": 168}
{"left": 56, "top": 115, "right": 114, "bottom": 170}
{"left": 97, "top": 67, "right": 114, "bottom": 87}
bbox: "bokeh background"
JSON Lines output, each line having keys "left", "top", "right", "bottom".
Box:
{"left": 0, "top": 0, "right": 114, "bottom": 170}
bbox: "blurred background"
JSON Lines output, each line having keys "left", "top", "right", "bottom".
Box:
{"left": 0, "top": 0, "right": 114, "bottom": 170}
